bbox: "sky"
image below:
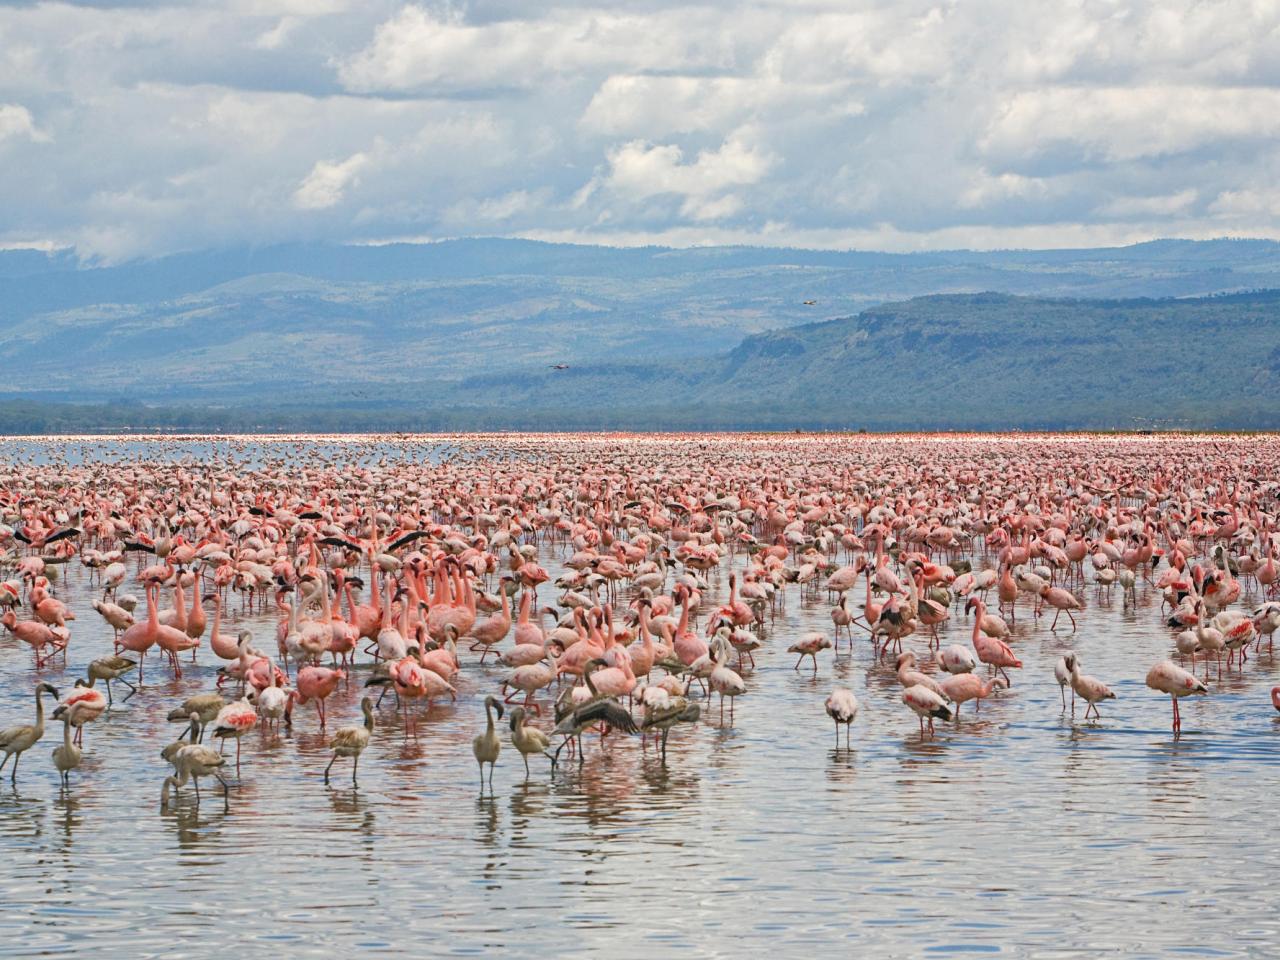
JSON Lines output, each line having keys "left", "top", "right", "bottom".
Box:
{"left": 2, "top": 0, "right": 1280, "bottom": 261}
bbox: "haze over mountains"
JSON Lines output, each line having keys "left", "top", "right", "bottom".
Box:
{"left": 2, "top": 237, "right": 1279, "bottom": 431}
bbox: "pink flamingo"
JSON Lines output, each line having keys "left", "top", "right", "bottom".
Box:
{"left": 939, "top": 673, "right": 1005, "bottom": 718}
{"left": 1146, "top": 660, "right": 1208, "bottom": 735}
{"left": 53, "top": 682, "right": 108, "bottom": 746}
{"left": 1039, "top": 583, "right": 1083, "bottom": 631}
{"left": 288, "top": 666, "right": 346, "bottom": 729}
{"left": 210, "top": 696, "right": 257, "bottom": 769}
{"left": 966, "top": 598, "right": 1021, "bottom": 685}
{"left": 672, "top": 587, "right": 708, "bottom": 666}
{"left": 118, "top": 582, "right": 166, "bottom": 683}
{"left": 2, "top": 609, "right": 67, "bottom": 667}
{"left": 207, "top": 592, "right": 239, "bottom": 661}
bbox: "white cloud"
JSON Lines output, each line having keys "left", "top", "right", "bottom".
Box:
{"left": 959, "top": 171, "right": 1050, "bottom": 209}
{"left": 337, "top": 5, "right": 741, "bottom": 95}
{"left": 984, "top": 87, "right": 1280, "bottom": 165}
{"left": 1101, "top": 190, "right": 1198, "bottom": 218}
{"left": 1210, "top": 187, "right": 1280, "bottom": 218}
{"left": 1, "top": 0, "right": 1280, "bottom": 258}
{"left": 0, "top": 104, "right": 49, "bottom": 144}
{"left": 253, "top": 17, "right": 297, "bottom": 51}
{"left": 599, "top": 130, "right": 773, "bottom": 222}
{"left": 293, "top": 151, "right": 371, "bottom": 210}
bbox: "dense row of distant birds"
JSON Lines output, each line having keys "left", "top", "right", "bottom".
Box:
{"left": 0, "top": 436, "right": 1277, "bottom": 813}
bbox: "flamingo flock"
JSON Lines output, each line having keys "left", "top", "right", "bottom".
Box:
{"left": 0, "top": 432, "right": 1277, "bottom": 808}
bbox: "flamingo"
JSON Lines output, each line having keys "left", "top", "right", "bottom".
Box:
{"left": 52, "top": 681, "right": 107, "bottom": 747}
{"left": 902, "top": 684, "right": 951, "bottom": 737}
{"left": 788, "top": 632, "right": 833, "bottom": 671}
{"left": 472, "top": 695, "right": 503, "bottom": 794}
{"left": 289, "top": 666, "right": 346, "bottom": 728}
{"left": 325, "top": 696, "right": 375, "bottom": 785}
{"left": 1061, "top": 653, "right": 1116, "bottom": 719}
{"left": 938, "top": 673, "right": 1005, "bottom": 718}
{"left": 824, "top": 688, "right": 859, "bottom": 747}
{"left": 1039, "top": 583, "right": 1083, "bottom": 631}
{"left": 507, "top": 706, "right": 553, "bottom": 776}
{"left": 0, "top": 682, "right": 58, "bottom": 783}
{"left": 1145, "top": 660, "right": 1208, "bottom": 735}
{"left": 51, "top": 710, "right": 81, "bottom": 789}
{"left": 209, "top": 696, "right": 258, "bottom": 769}
{"left": 966, "top": 598, "right": 1021, "bottom": 685}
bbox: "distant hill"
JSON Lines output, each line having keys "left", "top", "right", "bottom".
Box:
{"left": 2, "top": 288, "right": 1277, "bottom": 432}
{"left": 445, "top": 290, "right": 1280, "bottom": 430}
{"left": 4, "top": 237, "right": 1280, "bottom": 411}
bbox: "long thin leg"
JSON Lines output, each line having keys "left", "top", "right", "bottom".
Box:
{"left": 324, "top": 754, "right": 337, "bottom": 783}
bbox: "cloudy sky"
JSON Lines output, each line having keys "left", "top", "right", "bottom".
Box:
{"left": 2, "top": 0, "right": 1279, "bottom": 260}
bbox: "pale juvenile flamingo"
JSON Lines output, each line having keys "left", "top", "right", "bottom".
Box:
{"left": 86, "top": 654, "right": 138, "bottom": 704}
{"left": 472, "top": 695, "right": 503, "bottom": 794}
{"left": 51, "top": 710, "right": 81, "bottom": 789}
{"left": 0, "top": 682, "right": 58, "bottom": 783}
{"left": 507, "top": 705, "right": 553, "bottom": 776}
{"left": 1061, "top": 653, "right": 1116, "bottom": 719}
{"left": 825, "top": 688, "right": 858, "bottom": 747}
{"left": 325, "top": 696, "right": 375, "bottom": 785}
{"left": 161, "top": 735, "right": 230, "bottom": 811}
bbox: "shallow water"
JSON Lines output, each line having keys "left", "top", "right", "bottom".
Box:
{"left": 1, "top": 436, "right": 1278, "bottom": 957}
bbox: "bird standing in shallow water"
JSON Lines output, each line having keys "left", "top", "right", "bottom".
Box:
{"left": 473, "top": 695, "right": 503, "bottom": 794}
{"left": 639, "top": 689, "right": 699, "bottom": 762}
{"left": 938, "top": 673, "right": 1004, "bottom": 719}
{"left": 86, "top": 655, "right": 138, "bottom": 704}
{"left": 1063, "top": 653, "right": 1116, "bottom": 720}
{"left": 789, "top": 632, "right": 832, "bottom": 671}
{"left": 0, "top": 682, "right": 58, "bottom": 784}
{"left": 507, "top": 705, "right": 552, "bottom": 776}
{"left": 52, "top": 710, "right": 81, "bottom": 788}
{"left": 825, "top": 688, "right": 858, "bottom": 747}
{"left": 325, "top": 696, "right": 374, "bottom": 785}
{"left": 552, "top": 659, "right": 638, "bottom": 764}
{"left": 902, "top": 683, "right": 951, "bottom": 738}
{"left": 53, "top": 681, "right": 107, "bottom": 747}
{"left": 1146, "top": 661, "right": 1208, "bottom": 736}
{"left": 209, "top": 695, "right": 258, "bottom": 771}
{"left": 161, "top": 742, "right": 230, "bottom": 812}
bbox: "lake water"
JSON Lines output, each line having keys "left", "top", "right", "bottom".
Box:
{"left": 1, "top": 435, "right": 1277, "bottom": 957}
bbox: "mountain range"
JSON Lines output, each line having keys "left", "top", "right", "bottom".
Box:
{"left": 1, "top": 237, "right": 1278, "bottom": 431}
